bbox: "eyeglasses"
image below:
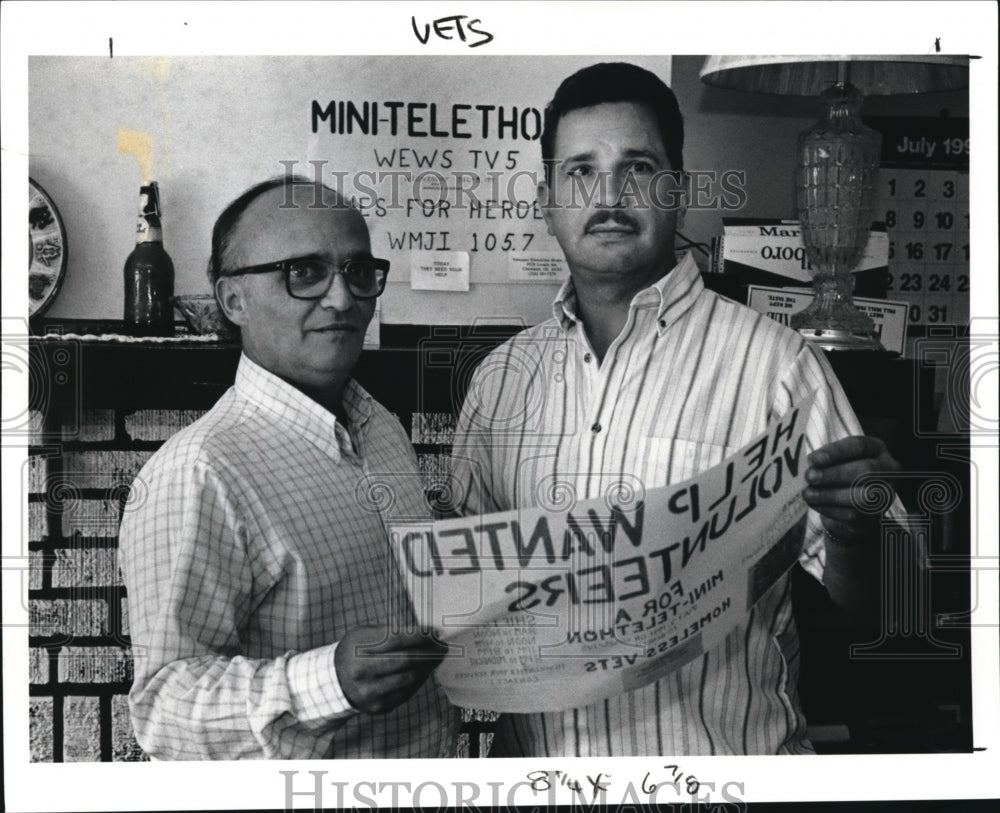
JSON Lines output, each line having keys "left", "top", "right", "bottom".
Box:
{"left": 222, "top": 255, "right": 389, "bottom": 300}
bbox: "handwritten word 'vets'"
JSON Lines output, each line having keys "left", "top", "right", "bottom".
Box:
{"left": 411, "top": 15, "right": 494, "bottom": 48}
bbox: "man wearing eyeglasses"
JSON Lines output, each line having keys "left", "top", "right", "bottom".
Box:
{"left": 118, "top": 177, "right": 459, "bottom": 760}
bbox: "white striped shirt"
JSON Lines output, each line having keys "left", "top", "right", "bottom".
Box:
{"left": 451, "top": 252, "right": 861, "bottom": 756}
{"left": 119, "top": 355, "right": 459, "bottom": 759}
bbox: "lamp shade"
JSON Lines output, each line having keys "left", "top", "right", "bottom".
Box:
{"left": 699, "top": 55, "right": 969, "bottom": 96}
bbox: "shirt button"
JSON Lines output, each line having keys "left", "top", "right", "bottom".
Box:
{"left": 584, "top": 352, "right": 592, "bottom": 363}
{"left": 591, "top": 423, "right": 602, "bottom": 433}
{"left": 659, "top": 319, "right": 667, "bottom": 328}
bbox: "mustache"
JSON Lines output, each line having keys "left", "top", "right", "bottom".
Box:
{"left": 585, "top": 210, "right": 640, "bottom": 232}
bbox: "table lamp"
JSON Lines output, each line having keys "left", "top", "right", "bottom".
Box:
{"left": 700, "top": 55, "right": 969, "bottom": 350}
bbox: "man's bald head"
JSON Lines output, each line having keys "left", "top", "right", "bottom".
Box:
{"left": 209, "top": 176, "right": 357, "bottom": 284}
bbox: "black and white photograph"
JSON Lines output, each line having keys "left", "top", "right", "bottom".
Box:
{"left": 2, "top": 2, "right": 997, "bottom": 811}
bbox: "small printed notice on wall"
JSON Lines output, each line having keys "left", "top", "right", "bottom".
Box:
{"left": 508, "top": 251, "right": 568, "bottom": 282}
{"left": 409, "top": 251, "right": 471, "bottom": 292}
{"left": 746, "top": 285, "right": 908, "bottom": 355}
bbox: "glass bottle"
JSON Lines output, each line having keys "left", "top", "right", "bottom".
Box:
{"left": 124, "top": 182, "right": 175, "bottom": 336}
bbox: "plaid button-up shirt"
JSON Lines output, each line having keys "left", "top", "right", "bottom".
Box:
{"left": 119, "top": 355, "right": 459, "bottom": 759}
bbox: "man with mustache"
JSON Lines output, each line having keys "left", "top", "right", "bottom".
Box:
{"left": 119, "top": 177, "right": 459, "bottom": 759}
{"left": 451, "top": 62, "right": 904, "bottom": 756}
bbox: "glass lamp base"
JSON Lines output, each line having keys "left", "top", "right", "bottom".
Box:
{"left": 794, "top": 81, "right": 885, "bottom": 353}
{"left": 789, "top": 275, "right": 885, "bottom": 351}
{"left": 795, "top": 327, "right": 885, "bottom": 352}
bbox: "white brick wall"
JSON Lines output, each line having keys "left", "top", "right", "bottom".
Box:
{"left": 30, "top": 648, "right": 49, "bottom": 684}
{"left": 58, "top": 500, "right": 122, "bottom": 538}
{"left": 29, "top": 698, "right": 54, "bottom": 762}
{"left": 30, "top": 600, "right": 108, "bottom": 637}
{"left": 29, "top": 550, "right": 45, "bottom": 590}
{"left": 57, "top": 647, "right": 133, "bottom": 683}
{"left": 52, "top": 549, "right": 123, "bottom": 587}
{"left": 411, "top": 411, "right": 456, "bottom": 444}
{"left": 58, "top": 450, "right": 153, "bottom": 488}
{"left": 111, "top": 695, "right": 147, "bottom": 761}
{"left": 63, "top": 697, "right": 101, "bottom": 761}
{"left": 28, "top": 503, "right": 48, "bottom": 542}
{"left": 124, "top": 409, "right": 205, "bottom": 441}
{"left": 75, "top": 411, "right": 116, "bottom": 442}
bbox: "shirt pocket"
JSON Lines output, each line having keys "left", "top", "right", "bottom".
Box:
{"left": 638, "top": 436, "right": 737, "bottom": 490}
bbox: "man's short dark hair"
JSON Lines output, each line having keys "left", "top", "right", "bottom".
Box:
{"left": 541, "top": 62, "right": 684, "bottom": 174}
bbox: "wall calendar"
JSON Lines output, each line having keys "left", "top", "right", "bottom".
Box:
{"left": 868, "top": 116, "right": 970, "bottom": 331}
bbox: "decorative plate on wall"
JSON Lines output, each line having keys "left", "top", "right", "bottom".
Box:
{"left": 29, "top": 178, "right": 68, "bottom": 317}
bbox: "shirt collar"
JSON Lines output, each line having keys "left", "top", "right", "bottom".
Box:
{"left": 233, "top": 353, "right": 373, "bottom": 461}
{"left": 551, "top": 251, "right": 704, "bottom": 337}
